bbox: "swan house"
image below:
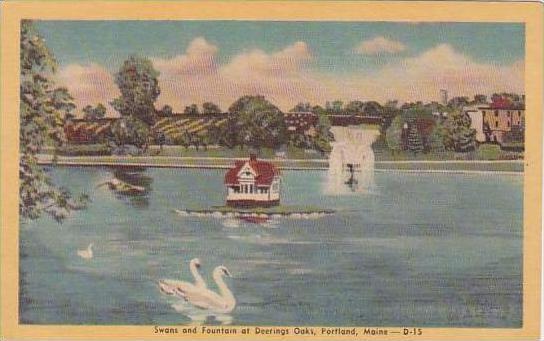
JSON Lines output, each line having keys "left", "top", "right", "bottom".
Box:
{"left": 224, "top": 154, "right": 281, "bottom": 208}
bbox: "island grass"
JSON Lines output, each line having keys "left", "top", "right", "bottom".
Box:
{"left": 183, "top": 205, "right": 335, "bottom": 214}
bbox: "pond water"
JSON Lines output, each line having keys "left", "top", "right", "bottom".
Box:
{"left": 20, "top": 167, "right": 523, "bottom": 327}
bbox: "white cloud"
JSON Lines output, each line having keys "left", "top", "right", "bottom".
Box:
{"left": 56, "top": 63, "right": 120, "bottom": 117}
{"left": 355, "top": 36, "right": 407, "bottom": 55}
{"left": 57, "top": 40, "right": 524, "bottom": 115}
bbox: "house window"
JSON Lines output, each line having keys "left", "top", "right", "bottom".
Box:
{"left": 507, "top": 121, "right": 511, "bottom": 127}
{"left": 233, "top": 186, "right": 240, "bottom": 193}
{"left": 249, "top": 184, "right": 254, "bottom": 193}
{"left": 494, "top": 110, "right": 499, "bottom": 116}
{"left": 495, "top": 121, "right": 498, "bottom": 128}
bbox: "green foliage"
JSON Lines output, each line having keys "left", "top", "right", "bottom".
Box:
{"left": 406, "top": 122, "right": 424, "bottom": 154}
{"left": 313, "top": 110, "right": 333, "bottom": 153}
{"left": 19, "top": 20, "right": 88, "bottom": 222}
{"left": 473, "top": 94, "right": 487, "bottom": 104}
{"left": 202, "top": 102, "right": 222, "bottom": 114}
{"left": 184, "top": 104, "right": 199, "bottom": 115}
{"left": 110, "top": 116, "right": 150, "bottom": 148}
{"left": 363, "top": 101, "right": 383, "bottom": 116}
{"left": 83, "top": 103, "right": 106, "bottom": 121}
{"left": 443, "top": 110, "right": 476, "bottom": 152}
{"left": 385, "top": 115, "right": 403, "bottom": 152}
{"left": 172, "top": 131, "right": 193, "bottom": 150}
{"left": 111, "top": 56, "right": 160, "bottom": 125}
{"left": 290, "top": 102, "right": 312, "bottom": 112}
{"left": 380, "top": 101, "right": 401, "bottom": 134}
{"left": 226, "top": 95, "right": 287, "bottom": 149}
{"left": 158, "top": 105, "right": 173, "bottom": 117}
{"left": 447, "top": 96, "right": 470, "bottom": 109}
{"left": 427, "top": 121, "right": 446, "bottom": 152}
{"left": 503, "top": 122, "right": 525, "bottom": 144}
{"left": 344, "top": 100, "right": 365, "bottom": 115}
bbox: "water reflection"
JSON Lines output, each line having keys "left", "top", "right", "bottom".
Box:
{"left": 98, "top": 167, "right": 153, "bottom": 208}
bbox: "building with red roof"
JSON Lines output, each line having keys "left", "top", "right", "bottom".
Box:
{"left": 224, "top": 154, "right": 281, "bottom": 207}
{"left": 463, "top": 96, "right": 525, "bottom": 146}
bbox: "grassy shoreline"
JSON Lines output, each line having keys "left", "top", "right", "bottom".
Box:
{"left": 36, "top": 154, "right": 524, "bottom": 173}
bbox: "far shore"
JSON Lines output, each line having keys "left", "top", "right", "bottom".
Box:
{"left": 36, "top": 154, "right": 524, "bottom": 174}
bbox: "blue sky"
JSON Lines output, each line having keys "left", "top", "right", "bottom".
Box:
{"left": 34, "top": 21, "right": 525, "bottom": 113}
{"left": 37, "top": 21, "right": 524, "bottom": 72}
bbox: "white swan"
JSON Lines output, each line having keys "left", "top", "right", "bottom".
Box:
{"left": 158, "top": 258, "right": 206, "bottom": 296}
{"left": 174, "top": 265, "right": 236, "bottom": 314}
{"left": 77, "top": 243, "right": 93, "bottom": 259}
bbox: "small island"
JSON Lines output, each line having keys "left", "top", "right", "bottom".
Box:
{"left": 176, "top": 154, "right": 335, "bottom": 222}
{"left": 175, "top": 205, "right": 335, "bottom": 221}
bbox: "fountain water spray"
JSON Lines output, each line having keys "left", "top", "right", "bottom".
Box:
{"left": 324, "top": 126, "right": 380, "bottom": 195}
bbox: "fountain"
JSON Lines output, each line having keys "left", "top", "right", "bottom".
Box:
{"left": 324, "top": 126, "right": 380, "bottom": 195}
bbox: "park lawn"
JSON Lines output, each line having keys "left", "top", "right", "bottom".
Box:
{"left": 375, "top": 161, "right": 523, "bottom": 172}
{"left": 146, "top": 145, "right": 327, "bottom": 159}
{"left": 374, "top": 143, "right": 523, "bottom": 162}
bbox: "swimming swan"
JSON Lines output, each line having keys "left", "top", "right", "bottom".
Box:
{"left": 174, "top": 265, "right": 236, "bottom": 314}
{"left": 77, "top": 243, "right": 93, "bottom": 259}
{"left": 158, "top": 258, "right": 206, "bottom": 296}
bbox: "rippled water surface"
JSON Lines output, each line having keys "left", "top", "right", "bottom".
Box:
{"left": 20, "top": 167, "right": 523, "bottom": 327}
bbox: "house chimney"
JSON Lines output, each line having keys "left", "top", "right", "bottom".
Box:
{"left": 249, "top": 153, "right": 257, "bottom": 161}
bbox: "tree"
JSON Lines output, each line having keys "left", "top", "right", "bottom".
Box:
{"left": 202, "top": 102, "right": 222, "bottom": 114}
{"left": 110, "top": 56, "right": 160, "bottom": 126}
{"left": 407, "top": 122, "right": 424, "bottom": 154}
{"left": 363, "top": 101, "right": 383, "bottom": 116}
{"left": 428, "top": 121, "right": 446, "bottom": 152}
{"left": 380, "top": 102, "right": 401, "bottom": 134}
{"left": 50, "top": 87, "right": 76, "bottom": 121}
{"left": 447, "top": 96, "right": 470, "bottom": 109}
{"left": 290, "top": 102, "right": 311, "bottom": 112}
{"left": 227, "top": 95, "right": 287, "bottom": 149}
{"left": 443, "top": 110, "right": 476, "bottom": 152}
{"left": 344, "top": 100, "right": 365, "bottom": 115}
{"left": 385, "top": 115, "right": 404, "bottom": 153}
{"left": 159, "top": 104, "right": 173, "bottom": 117}
{"left": 331, "top": 100, "right": 344, "bottom": 114}
{"left": 473, "top": 94, "right": 487, "bottom": 104}
{"left": 177, "top": 131, "right": 192, "bottom": 150}
{"left": 83, "top": 103, "right": 106, "bottom": 121}
{"left": 19, "top": 20, "right": 88, "bottom": 222}
{"left": 310, "top": 106, "right": 333, "bottom": 153}
{"left": 110, "top": 116, "right": 150, "bottom": 149}
{"left": 184, "top": 104, "right": 199, "bottom": 115}
{"left": 155, "top": 131, "right": 166, "bottom": 151}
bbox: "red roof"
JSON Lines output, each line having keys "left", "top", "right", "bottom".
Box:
{"left": 489, "top": 97, "right": 525, "bottom": 110}
{"left": 224, "top": 156, "right": 280, "bottom": 186}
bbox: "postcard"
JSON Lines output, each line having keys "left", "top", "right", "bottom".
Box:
{"left": 1, "top": 1, "right": 542, "bottom": 340}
